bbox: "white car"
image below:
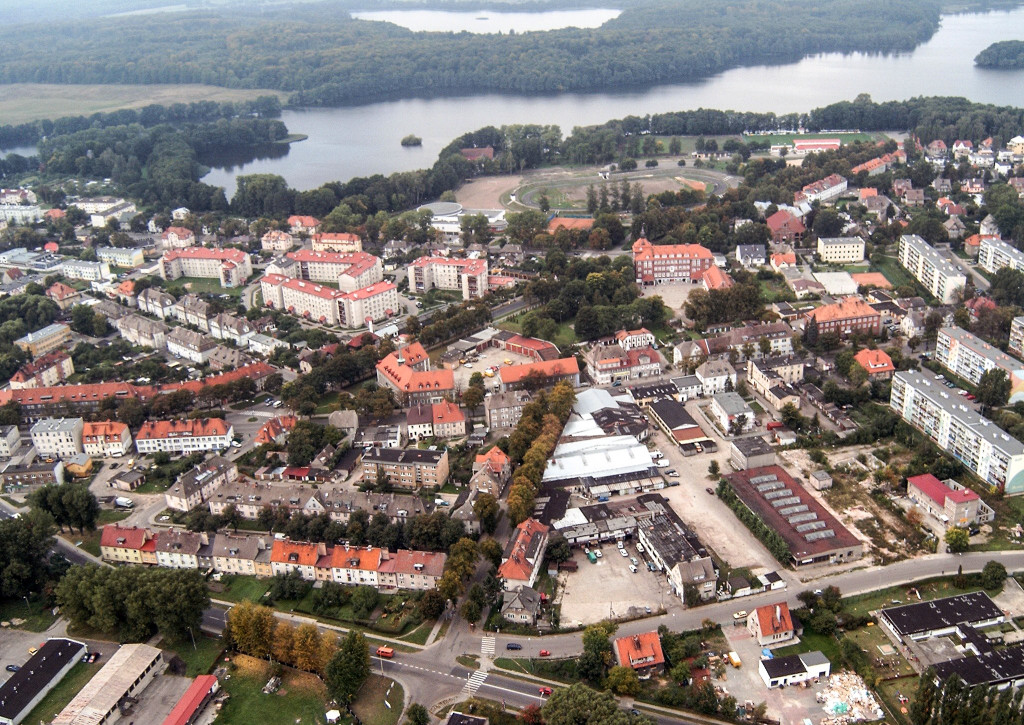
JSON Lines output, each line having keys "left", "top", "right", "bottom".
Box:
{"left": 636, "top": 543, "right": 645, "bottom": 554}
{"left": 595, "top": 550, "right": 603, "bottom": 558}
{"left": 620, "top": 548, "right": 629, "bottom": 557}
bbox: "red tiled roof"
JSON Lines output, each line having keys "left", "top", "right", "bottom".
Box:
{"left": 83, "top": 420, "right": 129, "bottom": 443}
{"left": 432, "top": 401, "right": 465, "bottom": 425}
{"left": 101, "top": 524, "right": 150, "bottom": 550}
{"left": 288, "top": 215, "right": 320, "bottom": 228}
{"left": 272, "top": 539, "right": 322, "bottom": 567}
{"left": 807, "top": 298, "right": 879, "bottom": 323}
{"left": 498, "top": 518, "right": 549, "bottom": 582}
{"left": 137, "top": 418, "right": 229, "bottom": 441}
{"left": 854, "top": 348, "right": 895, "bottom": 376}
{"left": 47, "top": 282, "right": 78, "bottom": 301}
{"left": 908, "top": 473, "right": 979, "bottom": 507}
{"left": 505, "top": 335, "right": 558, "bottom": 353}
{"left": 162, "top": 226, "right": 194, "bottom": 239}
{"left": 254, "top": 415, "right": 297, "bottom": 445}
{"left": 313, "top": 232, "right": 360, "bottom": 243}
{"left": 701, "top": 265, "right": 734, "bottom": 290}
{"left": 329, "top": 545, "right": 381, "bottom": 571}
{"left": 614, "top": 632, "right": 665, "bottom": 670}
{"left": 631, "top": 238, "right": 713, "bottom": 262}
{"left": 754, "top": 602, "right": 794, "bottom": 636}
{"left": 162, "top": 247, "right": 247, "bottom": 263}
{"left": 499, "top": 358, "right": 579, "bottom": 385}
{"left": 766, "top": 210, "right": 805, "bottom": 234}
{"left": 161, "top": 675, "right": 219, "bottom": 725}
{"left": 476, "top": 446, "right": 510, "bottom": 474}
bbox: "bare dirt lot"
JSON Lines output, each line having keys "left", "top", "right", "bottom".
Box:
{"left": 446, "top": 345, "right": 538, "bottom": 392}
{"left": 642, "top": 281, "right": 702, "bottom": 320}
{"left": 455, "top": 175, "right": 522, "bottom": 209}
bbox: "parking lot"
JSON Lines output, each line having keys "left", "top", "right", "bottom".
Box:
{"left": 556, "top": 539, "right": 679, "bottom": 627}
{"left": 446, "top": 345, "right": 538, "bottom": 392}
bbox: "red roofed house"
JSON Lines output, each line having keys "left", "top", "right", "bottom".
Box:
{"left": 906, "top": 474, "right": 994, "bottom": 529}
{"left": 161, "top": 226, "right": 196, "bottom": 248}
{"left": 46, "top": 282, "right": 81, "bottom": 310}
{"left": 135, "top": 418, "right": 233, "bottom": 455}
{"left": 45, "top": 208, "right": 66, "bottom": 220}
{"left": 498, "top": 518, "right": 549, "bottom": 590}
{"left": 312, "top": 232, "right": 362, "bottom": 253}
{"left": 498, "top": 357, "right": 580, "bottom": 392}
{"left": 766, "top": 210, "right": 806, "bottom": 244}
{"left": 288, "top": 215, "right": 321, "bottom": 235}
{"left": 747, "top": 602, "right": 795, "bottom": 647}
{"left": 701, "top": 265, "right": 734, "bottom": 291}
{"left": 461, "top": 147, "right": 494, "bottom": 161}
{"left": 805, "top": 299, "right": 881, "bottom": 338}
{"left": 406, "top": 401, "right": 467, "bottom": 440}
{"left": 82, "top": 420, "right": 133, "bottom": 457}
{"left": 613, "top": 632, "right": 666, "bottom": 676}
{"left": 376, "top": 343, "right": 455, "bottom": 405}
{"left": 770, "top": 253, "right": 797, "bottom": 272}
{"left": 271, "top": 539, "right": 327, "bottom": 580}
{"left": 161, "top": 675, "right": 220, "bottom": 725}
{"left": 100, "top": 524, "right": 157, "bottom": 565}
{"left": 9, "top": 350, "right": 74, "bottom": 390}
{"left": 853, "top": 349, "right": 895, "bottom": 380}
{"left": 965, "top": 296, "right": 997, "bottom": 321}
{"left": 254, "top": 415, "right": 298, "bottom": 446}
{"left": 159, "top": 247, "right": 252, "bottom": 287}
{"left": 632, "top": 238, "right": 714, "bottom": 285}
{"left": 474, "top": 447, "right": 512, "bottom": 483}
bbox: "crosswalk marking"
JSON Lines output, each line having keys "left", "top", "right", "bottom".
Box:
{"left": 481, "top": 636, "right": 495, "bottom": 656}
{"left": 465, "top": 670, "right": 488, "bottom": 696}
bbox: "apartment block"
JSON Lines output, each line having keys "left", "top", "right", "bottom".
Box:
{"left": 485, "top": 390, "right": 533, "bottom": 429}
{"left": 312, "top": 232, "right": 362, "bottom": 253}
{"left": 408, "top": 257, "right": 488, "bottom": 300}
{"left": 61, "top": 259, "right": 112, "bottom": 282}
{"left": 898, "top": 234, "right": 967, "bottom": 304}
{"left": 135, "top": 418, "right": 234, "bottom": 455}
{"left": 9, "top": 350, "right": 74, "bottom": 390}
{"left": 361, "top": 447, "right": 450, "bottom": 489}
{"left": 890, "top": 370, "right": 1024, "bottom": 494}
{"left": 260, "top": 274, "right": 399, "bottom": 327}
{"left": 1011, "top": 316, "right": 1024, "bottom": 358}
{"left": 166, "top": 327, "right": 216, "bottom": 364}
{"left": 116, "top": 315, "right": 169, "bottom": 351}
{"left": 936, "top": 326, "right": 1024, "bottom": 394}
{"left": 631, "top": 238, "right": 714, "bottom": 284}
{"left": 82, "top": 421, "right": 133, "bottom": 457}
{"left": 804, "top": 298, "right": 881, "bottom": 338}
{"left": 978, "top": 236, "right": 1024, "bottom": 276}
{"left": 30, "top": 417, "right": 84, "bottom": 459}
{"left": 159, "top": 247, "right": 252, "bottom": 287}
{"left": 286, "top": 250, "right": 383, "bottom": 290}
{"left": 0, "top": 425, "right": 21, "bottom": 457}
{"left": 260, "top": 230, "right": 295, "bottom": 253}
{"left": 136, "top": 288, "right": 176, "bottom": 319}
{"left": 96, "top": 246, "right": 146, "bottom": 268}
{"left": 14, "top": 323, "right": 71, "bottom": 358}
{"left": 165, "top": 455, "right": 238, "bottom": 512}
{"left": 816, "top": 237, "right": 865, "bottom": 264}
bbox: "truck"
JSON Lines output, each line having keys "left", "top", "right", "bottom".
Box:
{"left": 375, "top": 646, "right": 394, "bottom": 659}
{"left": 728, "top": 651, "right": 742, "bottom": 668}
{"left": 586, "top": 551, "right": 598, "bottom": 564}
{"left": 114, "top": 497, "right": 134, "bottom": 509}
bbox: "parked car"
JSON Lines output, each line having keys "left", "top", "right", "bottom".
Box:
{"left": 595, "top": 550, "right": 602, "bottom": 558}
{"left": 539, "top": 650, "right": 551, "bottom": 657}
{"left": 4, "top": 665, "right": 18, "bottom": 673}
{"left": 619, "top": 548, "right": 629, "bottom": 557}
{"left": 629, "top": 564, "right": 638, "bottom": 573}
{"left": 636, "top": 543, "right": 645, "bottom": 553}
{"left": 667, "top": 470, "right": 679, "bottom": 477}
{"left": 506, "top": 642, "right": 522, "bottom": 650}
{"left": 706, "top": 487, "right": 715, "bottom": 495}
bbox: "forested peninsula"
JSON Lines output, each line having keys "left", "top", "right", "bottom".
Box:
{"left": 0, "top": 0, "right": 941, "bottom": 107}
{"left": 975, "top": 40, "right": 1024, "bottom": 68}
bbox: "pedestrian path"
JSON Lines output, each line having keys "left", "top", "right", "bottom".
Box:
{"left": 481, "top": 636, "right": 495, "bottom": 656}
{"left": 464, "top": 669, "right": 488, "bottom": 697}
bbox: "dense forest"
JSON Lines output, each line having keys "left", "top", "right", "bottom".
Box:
{"left": 975, "top": 40, "right": 1024, "bottom": 68}
{"left": 0, "top": 0, "right": 941, "bottom": 107}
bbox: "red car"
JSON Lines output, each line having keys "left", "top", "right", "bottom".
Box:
{"left": 539, "top": 650, "right": 551, "bottom": 657}
{"left": 539, "top": 687, "right": 553, "bottom": 696}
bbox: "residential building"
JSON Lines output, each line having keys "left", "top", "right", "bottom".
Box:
{"left": 711, "top": 392, "right": 755, "bottom": 433}
{"left": 498, "top": 357, "right": 580, "bottom": 392}
{"left": 485, "top": 390, "right": 532, "bottom": 429}
{"left": 254, "top": 415, "right": 297, "bottom": 446}
{"left": 376, "top": 343, "right": 455, "bottom": 405}
{"left": 1010, "top": 316, "right": 1024, "bottom": 358}
{"left": 936, "top": 326, "right": 1024, "bottom": 395}
{"left": 9, "top": 350, "right": 74, "bottom": 390}
{"left": 286, "top": 250, "right": 383, "bottom": 290}
{"left": 854, "top": 348, "right": 895, "bottom": 380}
{"left": 613, "top": 632, "right": 666, "bottom": 677}
{"left": 61, "top": 259, "right": 112, "bottom": 283}
{"left": 100, "top": 525, "right": 157, "bottom": 565}
{"left": 155, "top": 529, "right": 205, "bottom": 570}
{"left": 673, "top": 322, "right": 794, "bottom": 363}
{"left": 724, "top": 466, "right": 864, "bottom": 566}
{"left": 164, "top": 456, "right": 238, "bottom": 511}
{"left": 361, "top": 447, "right": 450, "bottom": 489}
{"left": 695, "top": 359, "right": 736, "bottom": 395}
{"left": 14, "top": 323, "right": 70, "bottom": 358}
{"left": 615, "top": 328, "right": 656, "bottom": 351}
{"left": 746, "top": 357, "right": 805, "bottom": 403}
{"left": 759, "top": 652, "right": 831, "bottom": 689}
{"left": 0, "top": 426, "right": 20, "bottom": 458}
{"left": 804, "top": 298, "right": 881, "bottom": 338}
{"left": 260, "top": 273, "right": 399, "bottom": 327}
{"left": 587, "top": 345, "right": 661, "bottom": 385}
{"left": 816, "top": 237, "right": 865, "bottom": 264}
{"left": 137, "top": 288, "right": 176, "bottom": 319}
{"left": 209, "top": 533, "right": 264, "bottom": 576}
{"left": 898, "top": 234, "right": 967, "bottom": 304}
{"left": 209, "top": 313, "right": 255, "bottom": 345}
{"left": 167, "top": 327, "right": 216, "bottom": 364}
{"left": 288, "top": 215, "right": 321, "bottom": 235}
{"left": 501, "top": 586, "right": 542, "bottom": 625}
{"left": 170, "top": 294, "right": 212, "bottom": 331}
{"left": 408, "top": 257, "right": 488, "bottom": 299}
{"left": 82, "top": 421, "right": 132, "bottom": 457}
{"left": 52, "top": 644, "right": 164, "bottom": 725}
{"left": 208, "top": 345, "right": 255, "bottom": 371}
{"left": 735, "top": 245, "right": 766, "bottom": 268}
{"left": 701, "top": 265, "right": 734, "bottom": 291}
{"left": 30, "top": 417, "right": 84, "bottom": 459}
{"left": 96, "top": 246, "right": 145, "bottom": 268}
{"left": 271, "top": 539, "right": 326, "bottom": 581}
{"left": 261, "top": 229, "right": 295, "bottom": 252}
{"left": 498, "top": 518, "right": 549, "bottom": 590}
{"left": 406, "top": 402, "right": 466, "bottom": 440}
{"left": 115, "top": 315, "right": 169, "bottom": 351}
{"left": 890, "top": 371, "right": 1024, "bottom": 493}
{"left": 135, "top": 418, "right": 234, "bottom": 455}
{"left": 46, "top": 282, "right": 81, "bottom": 310}
{"left": 747, "top": 602, "right": 796, "bottom": 646}
{"left": 0, "top": 460, "right": 64, "bottom": 488}
{"left": 161, "top": 226, "right": 196, "bottom": 248}
{"left": 632, "top": 238, "right": 714, "bottom": 284}
{"left": 0, "top": 638, "right": 87, "bottom": 725}
{"left": 766, "top": 210, "right": 806, "bottom": 244}
{"left": 160, "top": 247, "right": 252, "bottom": 287}
{"left": 906, "top": 473, "right": 995, "bottom": 528}
{"left": 979, "top": 236, "right": 1024, "bottom": 276}
{"left": 312, "top": 232, "right": 362, "bottom": 253}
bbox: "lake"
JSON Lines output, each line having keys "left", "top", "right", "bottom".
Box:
{"left": 350, "top": 8, "right": 622, "bottom": 33}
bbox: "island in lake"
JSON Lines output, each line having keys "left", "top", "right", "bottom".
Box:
{"left": 401, "top": 134, "right": 423, "bottom": 147}
{"left": 976, "top": 40, "right": 1024, "bottom": 68}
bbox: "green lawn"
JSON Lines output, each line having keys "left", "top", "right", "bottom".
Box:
{"left": 165, "top": 634, "right": 225, "bottom": 677}
{"left": 871, "top": 256, "right": 921, "bottom": 295}
{"left": 21, "top": 662, "right": 102, "bottom": 724}
{"left": 62, "top": 509, "right": 131, "bottom": 557}
{"left": 314, "top": 391, "right": 343, "bottom": 415}
{"left": 209, "top": 575, "right": 272, "bottom": 604}
{"left": 163, "top": 276, "right": 244, "bottom": 297}
{"left": 399, "top": 621, "right": 433, "bottom": 645}
{"left": 215, "top": 655, "right": 328, "bottom": 725}
{"left": 352, "top": 675, "right": 403, "bottom": 725}
{"left": 493, "top": 657, "right": 534, "bottom": 674}
{"left": 0, "top": 595, "right": 58, "bottom": 632}
{"left": 497, "top": 319, "right": 577, "bottom": 349}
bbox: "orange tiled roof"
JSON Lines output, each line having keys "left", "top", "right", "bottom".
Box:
{"left": 701, "top": 265, "right": 734, "bottom": 290}
{"left": 254, "top": 415, "right": 297, "bottom": 445}
{"left": 101, "top": 524, "right": 150, "bottom": 550}
{"left": 499, "top": 358, "right": 579, "bottom": 385}
{"left": 162, "top": 226, "right": 194, "bottom": 239}
{"left": 771, "top": 253, "right": 796, "bottom": 267}
{"left": 631, "top": 238, "right": 713, "bottom": 261}
{"left": 754, "top": 602, "right": 794, "bottom": 636}
{"left": 83, "top": 420, "right": 129, "bottom": 443}
{"left": 271, "top": 539, "right": 322, "bottom": 567}
{"left": 137, "top": 418, "right": 229, "bottom": 441}
{"left": 329, "top": 545, "right": 381, "bottom": 571}
{"left": 288, "top": 215, "right": 320, "bottom": 228}
{"left": 614, "top": 632, "right": 665, "bottom": 670}
{"left": 807, "top": 298, "right": 879, "bottom": 323}
{"left": 854, "top": 348, "right": 895, "bottom": 375}
{"left": 46, "top": 282, "right": 78, "bottom": 301}
{"left": 476, "top": 446, "right": 510, "bottom": 473}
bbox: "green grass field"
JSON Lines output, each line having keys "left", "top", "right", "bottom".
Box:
{"left": 745, "top": 132, "right": 883, "bottom": 146}
{"left": 209, "top": 575, "right": 273, "bottom": 603}
{"left": 871, "top": 255, "right": 920, "bottom": 293}
{"left": 163, "top": 276, "right": 243, "bottom": 298}
{"left": 0, "top": 83, "right": 286, "bottom": 125}
{"left": 216, "top": 655, "right": 328, "bottom": 725}
{"left": 352, "top": 675, "right": 403, "bottom": 725}
{"left": 21, "top": 662, "right": 102, "bottom": 724}
{"left": 166, "top": 634, "right": 225, "bottom": 677}
{"left": 0, "top": 596, "right": 58, "bottom": 632}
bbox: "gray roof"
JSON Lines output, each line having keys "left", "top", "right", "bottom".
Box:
{"left": 881, "top": 591, "right": 1003, "bottom": 637}
{"left": 649, "top": 399, "right": 698, "bottom": 430}
{"left": 30, "top": 417, "right": 83, "bottom": 434}
{"left": 732, "top": 436, "right": 774, "bottom": 457}
{"left": 901, "top": 234, "right": 966, "bottom": 279}
{"left": 713, "top": 391, "right": 752, "bottom": 416}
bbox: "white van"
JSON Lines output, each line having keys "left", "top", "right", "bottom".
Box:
{"left": 651, "top": 451, "right": 664, "bottom": 460}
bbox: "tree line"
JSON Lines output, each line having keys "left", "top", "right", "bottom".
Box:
{"left": 975, "top": 40, "right": 1024, "bottom": 69}
{"left": 0, "top": 0, "right": 941, "bottom": 108}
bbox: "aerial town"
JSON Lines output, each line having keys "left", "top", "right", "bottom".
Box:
{"left": 5, "top": 50, "right": 1024, "bottom": 725}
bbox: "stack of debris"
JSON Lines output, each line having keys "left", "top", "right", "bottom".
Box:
{"left": 816, "top": 671, "right": 884, "bottom": 723}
